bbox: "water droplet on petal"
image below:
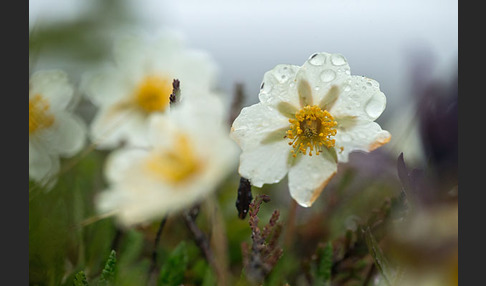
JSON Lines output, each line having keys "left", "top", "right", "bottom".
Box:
{"left": 260, "top": 81, "right": 272, "bottom": 93}
{"left": 331, "top": 54, "right": 347, "bottom": 66}
{"left": 273, "top": 66, "right": 293, "bottom": 83}
{"left": 320, "top": 69, "right": 336, "bottom": 82}
{"left": 308, "top": 53, "right": 326, "bottom": 66}
{"left": 365, "top": 92, "right": 386, "bottom": 119}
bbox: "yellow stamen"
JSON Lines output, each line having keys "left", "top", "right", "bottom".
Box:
{"left": 287, "top": 105, "right": 337, "bottom": 156}
{"left": 146, "top": 134, "right": 202, "bottom": 184}
{"left": 29, "top": 94, "right": 55, "bottom": 135}
{"left": 134, "top": 75, "right": 172, "bottom": 113}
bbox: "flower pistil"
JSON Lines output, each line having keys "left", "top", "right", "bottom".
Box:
{"left": 146, "top": 134, "right": 202, "bottom": 184}
{"left": 134, "top": 75, "right": 172, "bottom": 113}
{"left": 29, "top": 94, "right": 55, "bottom": 134}
{"left": 287, "top": 105, "right": 337, "bottom": 157}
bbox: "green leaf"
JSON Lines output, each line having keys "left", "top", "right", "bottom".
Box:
{"left": 362, "top": 227, "right": 394, "bottom": 285}
{"left": 158, "top": 241, "right": 189, "bottom": 286}
{"left": 98, "top": 250, "right": 117, "bottom": 286}
{"left": 316, "top": 242, "right": 333, "bottom": 285}
{"left": 73, "top": 271, "right": 89, "bottom": 286}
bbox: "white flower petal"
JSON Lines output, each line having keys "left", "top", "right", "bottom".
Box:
{"left": 148, "top": 93, "right": 227, "bottom": 148}
{"left": 30, "top": 70, "right": 73, "bottom": 110}
{"left": 238, "top": 139, "right": 291, "bottom": 187}
{"left": 330, "top": 76, "right": 387, "bottom": 122}
{"left": 90, "top": 107, "right": 150, "bottom": 149}
{"left": 296, "top": 52, "right": 351, "bottom": 106}
{"left": 29, "top": 141, "right": 54, "bottom": 181}
{"left": 335, "top": 121, "right": 391, "bottom": 163}
{"left": 230, "top": 103, "right": 289, "bottom": 151}
{"left": 114, "top": 31, "right": 184, "bottom": 73}
{"left": 288, "top": 149, "right": 337, "bottom": 207}
{"left": 104, "top": 148, "right": 148, "bottom": 184}
{"left": 81, "top": 67, "right": 136, "bottom": 107}
{"left": 258, "top": 64, "right": 301, "bottom": 108}
{"left": 163, "top": 49, "right": 219, "bottom": 93}
{"left": 47, "top": 111, "right": 87, "bottom": 157}
{"left": 95, "top": 91, "right": 239, "bottom": 226}
{"left": 29, "top": 141, "right": 60, "bottom": 187}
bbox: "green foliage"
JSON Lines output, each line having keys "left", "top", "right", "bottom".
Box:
{"left": 313, "top": 242, "right": 333, "bottom": 286}
{"left": 98, "top": 250, "right": 117, "bottom": 285}
{"left": 73, "top": 271, "right": 89, "bottom": 286}
{"left": 362, "top": 227, "right": 394, "bottom": 285}
{"left": 158, "top": 241, "right": 189, "bottom": 286}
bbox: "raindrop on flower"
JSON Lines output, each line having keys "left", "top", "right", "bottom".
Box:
{"left": 308, "top": 53, "right": 326, "bottom": 66}
{"left": 320, "top": 69, "right": 336, "bottom": 82}
{"left": 365, "top": 93, "right": 386, "bottom": 119}
{"left": 331, "top": 54, "right": 347, "bottom": 66}
{"left": 260, "top": 81, "right": 272, "bottom": 93}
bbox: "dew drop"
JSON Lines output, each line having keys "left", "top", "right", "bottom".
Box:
{"left": 308, "top": 53, "right": 326, "bottom": 66}
{"left": 365, "top": 92, "right": 386, "bottom": 119}
{"left": 320, "top": 69, "right": 336, "bottom": 82}
{"left": 260, "top": 81, "right": 272, "bottom": 93}
{"left": 274, "top": 66, "right": 292, "bottom": 83}
{"left": 331, "top": 54, "right": 347, "bottom": 66}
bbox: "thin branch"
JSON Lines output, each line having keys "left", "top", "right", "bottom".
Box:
{"left": 183, "top": 206, "right": 227, "bottom": 286}
{"left": 147, "top": 216, "right": 168, "bottom": 285}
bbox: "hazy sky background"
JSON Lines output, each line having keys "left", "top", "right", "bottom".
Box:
{"left": 30, "top": 0, "right": 458, "bottom": 161}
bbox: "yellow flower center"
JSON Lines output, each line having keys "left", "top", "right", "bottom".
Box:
{"left": 287, "top": 105, "right": 337, "bottom": 157}
{"left": 29, "top": 94, "right": 55, "bottom": 135}
{"left": 134, "top": 75, "right": 172, "bottom": 113}
{"left": 146, "top": 134, "right": 202, "bottom": 184}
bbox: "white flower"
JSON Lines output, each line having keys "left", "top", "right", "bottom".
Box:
{"left": 82, "top": 29, "right": 219, "bottom": 149}
{"left": 29, "top": 69, "right": 87, "bottom": 188}
{"left": 96, "top": 94, "right": 239, "bottom": 227}
{"left": 230, "top": 52, "right": 391, "bottom": 207}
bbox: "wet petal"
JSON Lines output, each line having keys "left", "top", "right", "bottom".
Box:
{"left": 238, "top": 138, "right": 291, "bottom": 187}
{"left": 258, "top": 64, "right": 301, "bottom": 108}
{"left": 297, "top": 52, "right": 351, "bottom": 106}
{"left": 297, "top": 78, "right": 313, "bottom": 107}
{"left": 231, "top": 103, "right": 289, "bottom": 151}
{"left": 288, "top": 149, "right": 337, "bottom": 207}
{"left": 334, "top": 121, "right": 391, "bottom": 163}
{"left": 330, "top": 76, "right": 386, "bottom": 122}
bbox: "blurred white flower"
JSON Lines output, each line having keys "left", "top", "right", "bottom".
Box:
{"left": 29, "top": 69, "right": 87, "bottom": 188}
{"left": 96, "top": 94, "right": 239, "bottom": 227}
{"left": 82, "top": 29, "right": 219, "bottom": 149}
{"left": 230, "top": 52, "right": 391, "bottom": 207}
